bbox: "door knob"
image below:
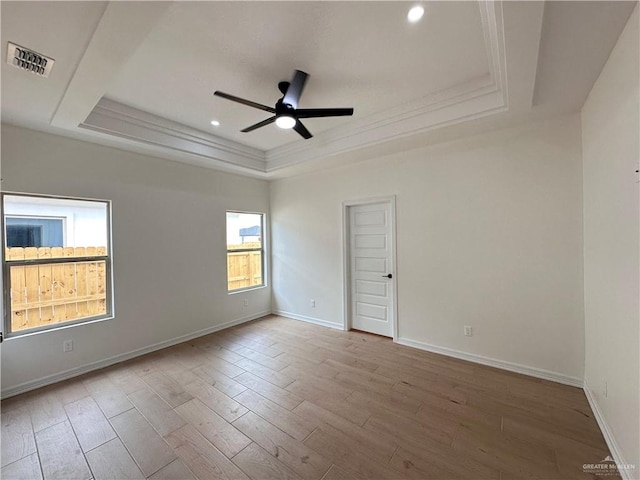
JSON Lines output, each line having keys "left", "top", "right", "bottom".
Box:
{"left": 382, "top": 274, "right": 392, "bottom": 279}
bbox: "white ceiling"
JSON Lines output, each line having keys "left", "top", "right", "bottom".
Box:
{"left": 106, "top": 2, "right": 489, "bottom": 150}
{"left": 1, "top": 1, "right": 636, "bottom": 178}
{"left": 0, "top": 1, "right": 107, "bottom": 126}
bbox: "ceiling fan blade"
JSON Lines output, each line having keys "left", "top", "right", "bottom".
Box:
{"left": 293, "top": 120, "right": 313, "bottom": 139}
{"left": 282, "top": 70, "right": 308, "bottom": 109}
{"left": 241, "top": 116, "right": 276, "bottom": 132}
{"left": 295, "top": 108, "right": 354, "bottom": 118}
{"left": 214, "top": 91, "right": 275, "bottom": 113}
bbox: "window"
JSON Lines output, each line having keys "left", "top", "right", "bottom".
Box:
{"left": 226, "top": 212, "right": 264, "bottom": 292}
{"left": 2, "top": 193, "right": 112, "bottom": 336}
{"left": 6, "top": 217, "right": 64, "bottom": 247}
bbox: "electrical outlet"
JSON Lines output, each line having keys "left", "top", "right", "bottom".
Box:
{"left": 310, "top": 299, "right": 316, "bottom": 308}
{"left": 63, "top": 340, "right": 73, "bottom": 352}
{"left": 464, "top": 326, "right": 473, "bottom": 337}
{"left": 243, "top": 299, "right": 249, "bottom": 307}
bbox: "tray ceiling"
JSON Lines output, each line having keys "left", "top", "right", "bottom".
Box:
{"left": 1, "top": 1, "right": 636, "bottom": 178}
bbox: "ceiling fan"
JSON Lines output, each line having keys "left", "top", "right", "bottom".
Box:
{"left": 213, "top": 69, "right": 354, "bottom": 140}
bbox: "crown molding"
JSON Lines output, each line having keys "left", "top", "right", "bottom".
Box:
{"left": 79, "top": 1, "right": 508, "bottom": 177}
{"left": 80, "top": 98, "right": 267, "bottom": 173}
{"left": 479, "top": 0, "right": 507, "bottom": 94}
{"left": 265, "top": 75, "right": 506, "bottom": 172}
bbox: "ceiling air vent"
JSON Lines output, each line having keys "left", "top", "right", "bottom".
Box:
{"left": 6, "top": 42, "right": 54, "bottom": 78}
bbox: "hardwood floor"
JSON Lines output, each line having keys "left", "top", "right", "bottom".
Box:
{"left": 1, "top": 315, "right": 617, "bottom": 479}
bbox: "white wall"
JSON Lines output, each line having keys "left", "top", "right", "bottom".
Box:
{"left": 271, "top": 114, "right": 585, "bottom": 382}
{"left": 582, "top": 5, "right": 639, "bottom": 473}
{"left": 0, "top": 124, "right": 271, "bottom": 395}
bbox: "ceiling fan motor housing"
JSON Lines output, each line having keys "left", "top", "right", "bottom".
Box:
{"left": 275, "top": 98, "right": 295, "bottom": 117}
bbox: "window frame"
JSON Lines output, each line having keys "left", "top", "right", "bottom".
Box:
{"left": 226, "top": 210, "right": 266, "bottom": 294}
{"left": 1, "top": 192, "right": 114, "bottom": 338}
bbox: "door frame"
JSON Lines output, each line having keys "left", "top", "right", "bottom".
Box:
{"left": 342, "top": 195, "right": 398, "bottom": 341}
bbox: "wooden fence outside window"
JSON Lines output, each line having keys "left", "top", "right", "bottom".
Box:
{"left": 4, "top": 242, "right": 262, "bottom": 332}
{"left": 5, "top": 246, "right": 107, "bottom": 332}
{"left": 227, "top": 242, "right": 263, "bottom": 291}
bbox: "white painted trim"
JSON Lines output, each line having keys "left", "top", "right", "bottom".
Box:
{"left": 396, "top": 337, "right": 584, "bottom": 388}
{"left": 478, "top": 0, "right": 507, "bottom": 94}
{"left": 266, "top": 86, "right": 506, "bottom": 172}
{"left": 82, "top": 78, "right": 507, "bottom": 178}
{"left": 583, "top": 380, "right": 636, "bottom": 480}
{"left": 342, "top": 196, "right": 398, "bottom": 341}
{"left": 0, "top": 310, "right": 271, "bottom": 400}
{"left": 342, "top": 203, "right": 350, "bottom": 333}
{"left": 272, "top": 310, "right": 343, "bottom": 331}
{"left": 81, "top": 99, "right": 266, "bottom": 173}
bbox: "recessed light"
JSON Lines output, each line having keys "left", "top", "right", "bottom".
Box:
{"left": 210, "top": 120, "right": 220, "bottom": 126}
{"left": 407, "top": 5, "right": 424, "bottom": 23}
{"left": 275, "top": 116, "right": 296, "bottom": 129}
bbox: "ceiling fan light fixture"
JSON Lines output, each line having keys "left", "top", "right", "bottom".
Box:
{"left": 407, "top": 5, "right": 424, "bottom": 23}
{"left": 275, "top": 115, "right": 296, "bottom": 129}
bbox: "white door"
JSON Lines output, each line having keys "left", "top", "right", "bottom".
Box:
{"left": 349, "top": 201, "right": 395, "bottom": 337}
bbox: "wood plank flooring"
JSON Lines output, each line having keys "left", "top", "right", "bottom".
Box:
{"left": 1, "top": 315, "right": 618, "bottom": 479}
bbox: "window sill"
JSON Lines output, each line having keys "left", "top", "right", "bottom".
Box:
{"left": 4, "top": 315, "right": 115, "bottom": 340}
{"left": 228, "top": 285, "right": 268, "bottom": 295}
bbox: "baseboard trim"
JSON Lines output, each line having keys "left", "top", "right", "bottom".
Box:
{"left": 583, "top": 380, "right": 635, "bottom": 480}
{"left": 396, "top": 337, "right": 584, "bottom": 388}
{"left": 0, "top": 310, "right": 271, "bottom": 399}
{"left": 272, "top": 310, "right": 344, "bottom": 331}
